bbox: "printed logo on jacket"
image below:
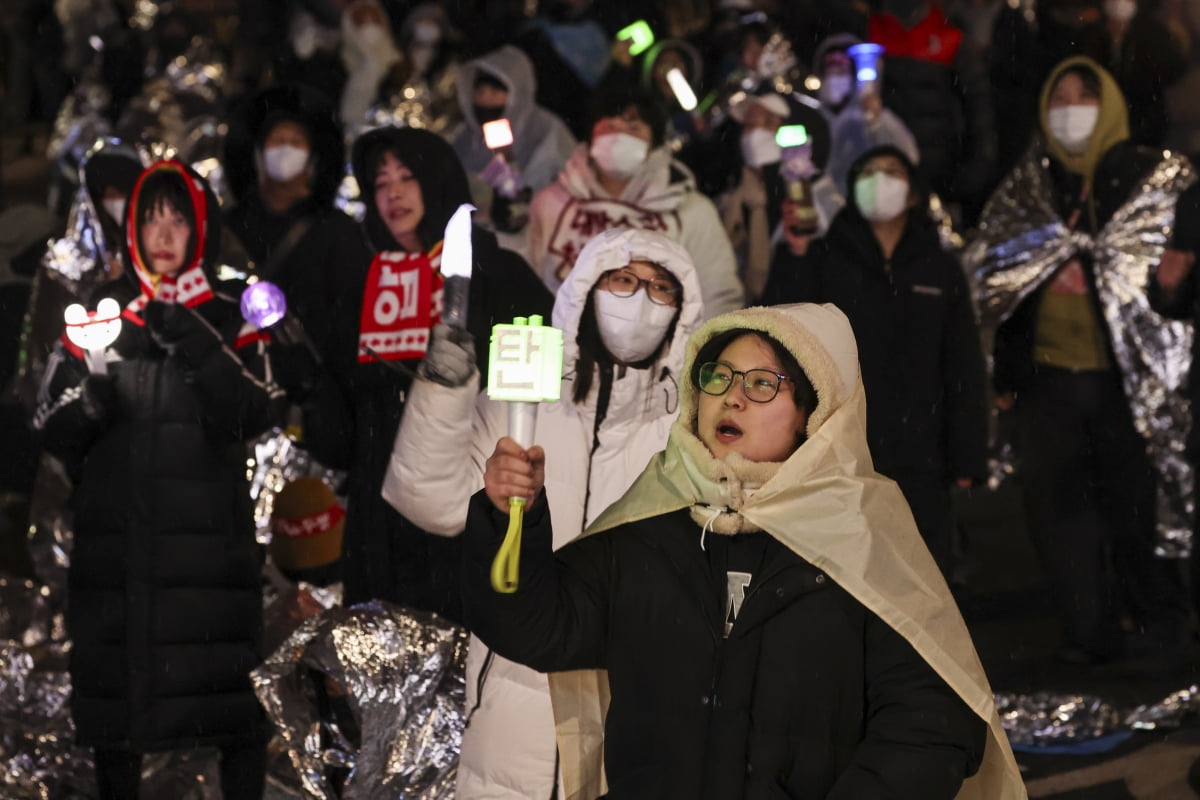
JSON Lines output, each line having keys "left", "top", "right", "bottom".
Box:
{"left": 548, "top": 199, "right": 681, "bottom": 283}
{"left": 358, "top": 243, "right": 444, "bottom": 363}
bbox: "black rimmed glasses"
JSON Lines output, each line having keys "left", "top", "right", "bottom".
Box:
{"left": 697, "top": 362, "right": 791, "bottom": 403}
{"left": 601, "top": 268, "right": 680, "bottom": 306}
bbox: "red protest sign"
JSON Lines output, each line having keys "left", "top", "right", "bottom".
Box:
{"left": 357, "top": 248, "right": 444, "bottom": 363}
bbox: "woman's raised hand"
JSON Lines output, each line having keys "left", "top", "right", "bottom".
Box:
{"left": 484, "top": 437, "right": 546, "bottom": 512}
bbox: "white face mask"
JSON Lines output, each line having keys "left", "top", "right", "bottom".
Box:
{"left": 855, "top": 172, "right": 910, "bottom": 222}
{"left": 412, "top": 21, "right": 441, "bottom": 44}
{"left": 263, "top": 145, "right": 311, "bottom": 183}
{"left": 740, "top": 128, "right": 782, "bottom": 168}
{"left": 1104, "top": 0, "right": 1136, "bottom": 22}
{"left": 594, "top": 288, "right": 677, "bottom": 364}
{"left": 102, "top": 198, "right": 126, "bottom": 225}
{"left": 1047, "top": 105, "right": 1100, "bottom": 154}
{"left": 590, "top": 133, "right": 650, "bottom": 180}
{"left": 819, "top": 74, "right": 854, "bottom": 108}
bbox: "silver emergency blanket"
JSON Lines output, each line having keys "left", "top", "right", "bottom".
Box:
{"left": 996, "top": 691, "right": 1122, "bottom": 746}
{"left": 252, "top": 602, "right": 468, "bottom": 799}
{"left": 1123, "top": 684, "right": 1200, "bottom": 730}
{"left": 42, "top": 139, "right": 146, "bottom": 298}
{"left": 249, "top": 429, "right": 348, "bottom": 545}
{"left": 963, "top": 145, "right": 1197, "bottom": 556}
{"left": 46, "top": 82, "right": 114, "bottom": 189}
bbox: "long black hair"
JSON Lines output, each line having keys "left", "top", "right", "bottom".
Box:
{"left": 352, "top": 126, "right": 473, "bottom": 252}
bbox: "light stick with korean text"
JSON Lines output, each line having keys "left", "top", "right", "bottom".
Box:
{"left": 486, "top": 315, "right": 564, "bottom": 593}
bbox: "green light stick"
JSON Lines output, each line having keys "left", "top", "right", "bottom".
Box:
{"left": 486, "top": 315, "right": 564, "bottom": 593}
{"left": 616, "top": 20, "right": 655, "bottom": 57}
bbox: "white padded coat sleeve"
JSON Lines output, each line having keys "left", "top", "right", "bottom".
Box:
{"left": 382, "top": 373, "right": 505, "bottom": 536}
{"left": 678, "top": 192, "right": 745, "bottom": 319}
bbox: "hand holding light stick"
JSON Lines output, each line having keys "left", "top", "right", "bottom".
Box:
{"left": 64, "top": 298, "right": 123, "bottom": 374}
{"left": 777, "top": 125, "right": 819, "bottom": 236}
{"left": 485, "top": 315, "right": 564, "bottom": 593}
{"left": 440, "top": 203, "right": 475, "bottom": 329}
{"left": 480, "top": 120, "right": 521, "bottom": 200}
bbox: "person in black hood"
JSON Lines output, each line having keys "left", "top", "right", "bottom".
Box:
{"left": 223, "top": 84, "right": 372, "bottom": 364}
{"left": 337, "top": 126, "right": 553, "bottom": 614}
{"left": 33, "top": 161, "right": 281, "bottom": 800}
{"left": 762, "top": 145, "right": 989, "bottom": 573}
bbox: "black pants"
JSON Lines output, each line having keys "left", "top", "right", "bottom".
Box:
{"left": 1016, "top": 367, "right": 1186, "bottom": 655}
{"left": 94, "top": 742, "right": 266, "bottom": 800}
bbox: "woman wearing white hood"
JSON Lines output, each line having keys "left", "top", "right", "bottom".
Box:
{"left": 382, "top": 227, "right": 704, "bottom": 799}
{"left": 528, "top": 85, "right": 743, "bottom": 319}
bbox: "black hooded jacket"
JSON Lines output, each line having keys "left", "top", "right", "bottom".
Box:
{"left": 336, "top": 127, "right": 553, "bottom": 613}
{"left": 34, "top": 161, "right": 278, "bottom": 751}
{"left": 762, "top": 147, "right": 988, "bottom": 481}
{"left": 222, "top": 84, "right": 372, "bottom": 364}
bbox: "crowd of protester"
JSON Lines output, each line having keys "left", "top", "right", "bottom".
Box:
{"left": 1, "top": 0, "right": 1199, "bottom": 796}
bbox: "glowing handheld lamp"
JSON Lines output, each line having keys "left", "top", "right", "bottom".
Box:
{"left": 665, "top": 68, "right": 698, "bottom": 112}
{"left": 617, "top": 20, "right": 655, "bottom": 56}
{"left": 482, "top": 118, "right": 514, "bottom": 151}
{"left": 441, "top": 203, "right": 475, "bottom": 329}
{"left": 240, "top": 280, "right": 288, "bottom": 329}
{"left": 847, "top": 43, "right": 885, "bottom": 84}
{"left": 65, "top": 297, "right": 122, "bottom": 374}
{"left": 486, "top": 315, "right": 564, "bottom": 593}
{"left": 776, "top": 125, "right": 809, "bottom": 148}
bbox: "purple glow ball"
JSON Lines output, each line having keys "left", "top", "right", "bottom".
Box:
{"left": 241, "top": 280, "right": 288, "bottom": 329}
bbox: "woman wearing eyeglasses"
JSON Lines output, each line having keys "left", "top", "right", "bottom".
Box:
{"left": 381, "top": 227, "right": 702, "bottom": 799}
{"left": 463, "top": 303, "right": 1025, "bottom": 800}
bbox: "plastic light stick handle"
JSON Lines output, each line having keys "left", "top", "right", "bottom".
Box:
{"left": 490, "top": 401, "right": 540, "bottom": 594}
{"left": 443, "top": 275, "right": 470, "bottom": 329}
{"left": 86, "top": 348, "right": 107, "bottom": 376}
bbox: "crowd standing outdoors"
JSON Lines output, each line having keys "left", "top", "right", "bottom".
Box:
{"left": 0, "top": 0, "right": 1199, "bottom": 796}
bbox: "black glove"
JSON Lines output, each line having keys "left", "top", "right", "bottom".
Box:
{"left": 79, "top": 374, "right": 118, "bottom": 423}
{"left": 144, "top": 300, "right": 221, "bottom": 368}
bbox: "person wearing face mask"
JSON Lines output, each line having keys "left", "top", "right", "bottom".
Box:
{"left": 223, "top": 85, "right": 371, "bottom": 368}
{"left": 450, "top": 46, "right": 576, "bottom": 243}
{"left": 968, "top": 56, "right": 1195, "bottom": 665}
{"left": 529, "top": 85, "right": 743, "bottom": 320}
{"left": 812, "top": 33, "right": 921, "bottom": 198}
{"left": 338, "top": 0, "right": 404, "bottom": 131}
{"left": 460, "top": 303, "right": 1025, "bottom": 800}
{"left": 382, "top": 227, "right": 702, "bottom": 799}
{"left": 762, "top": 145, "right": 989, "bottom": 576}
{"left": 868, "top": 0, "right": 998, "bottom": 225}
{"left": 719, "top": 91, "right": 838, "bottom": 304}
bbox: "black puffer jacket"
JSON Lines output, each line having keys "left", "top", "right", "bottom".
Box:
{"left": 35, "top": 162, "right": 277, "bottom": 750}
{"left": 335, "top": 127, "right": 553, "bottom": 613}
{"left": 222, "top": 84, "right": 372, "bottom": 364}
{"left": 763, "top": 149, "right": 988, "bottom": 481}
{"left": 464, "top": 498, "right": 986, "bottom": 799}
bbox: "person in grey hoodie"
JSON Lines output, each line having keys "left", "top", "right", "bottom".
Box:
{"left": 451, "top": 45, "right": 577, "bottom": 206}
